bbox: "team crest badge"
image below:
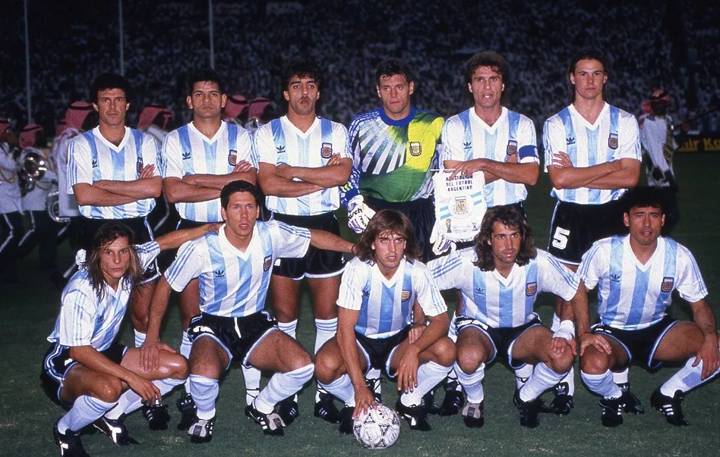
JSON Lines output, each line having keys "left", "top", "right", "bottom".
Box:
{"left": 263, "top": 255, "right": 272, "bottom": 272}
{"left": 320, "top": 142, "right": 333, "bottom": 159}
{"left": 401, "top": 290, "right": 411, "bottom": 301}
{"left": 452, "top": 196, "right": 470, "bottom": 216}
{"left": 409, "top": 142, "right": 422, "bottom": 156}
{"left": 506, "top": 140, "right": 518, "bottom": 156}
{"left": 136, "top": 157, "right": 144, "bottom": 175}
{"left": 608, "top": 133, "right": 619, "bottom": 149}
{"left": 661, "top": 276, "right": 674, "bottom": 293}
{"left": 228, "top": 149, "right": 237, "bottom": 166}
{"left": 526, "top": 282, "right": 537, "bottom": 296}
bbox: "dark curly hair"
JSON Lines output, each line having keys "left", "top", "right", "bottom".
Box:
{"left": 354, "top": 209, "right": 420, "bottom": 263}
{"left": 86, "top": 222, "right": 141, "bottom": 300}
{"left": 474, "top": 205, "right": 536, "bottom": 271}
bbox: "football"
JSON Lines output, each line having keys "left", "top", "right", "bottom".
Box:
{"left": 352, "top": 404, "right": 401, "bottom": 449}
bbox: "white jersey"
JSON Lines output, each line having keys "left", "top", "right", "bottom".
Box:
{"left": 0, "top": 142, "right": 21, "bottom": 214}
{"left": 143, "top": 124, "right": 169, "bottom": 148}
{"left": 429, "top": 249, "right": 578, "bottom": 328}
{"left": 165, "top": 221, "right": 310, "bottom": 318}
{"left": 255, "top": 116, "right": 350, "bottom": 216}
{"left": 67, "top": 127, "right": 159, "bottom": 219}
{"left": 20, "top": 147, "right": 57, "bottom": 212}
{"left": 337, "top": 257, "right": 447, "bottom": 339}
{"left": 543, "top": 103, "right": 641, "bottom": 204}
{"left": 50, "top": 128, "right": 82, "bottom": 217}
{"left": 578, "top": 235, "right": 707, "bottom": 330}
{"left": 639, "top": 114, "right": 676, "bottom": 187}
{"left": 47, "top": 241, "right": 160, "bottom": 350}
{"left": 162, "top": 121, "right": 255, "bottom": 222}
{"left": 441, "top": 107, "right": 538, "bottom": 207}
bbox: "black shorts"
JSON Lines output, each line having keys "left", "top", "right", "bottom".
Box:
{"left": 40, "top": 342, "right": 126, "bottom": 407}
{"left": 547, "top": 200, "right": 626, "bottom": 265}
{"left": 365, "top": 196, "right": 435, "bottom": 262}
{"left": 78, "top": 216, "right": 159, "bottom": 283}
{"left": 592, "top": 316, "right": 677, "bottom": 370}
{"left": 455, "top": 315, "right": 542, "bottom": 369}
{"left": 355, "top": 326, "right": 411, "bottom": 379}
{"left": 157, "top": 218, "right": 207, "bottom": 272}
{"left": 187, "top": 311, "right": 277, "bottom": 368}
{"left": 271, "top": 212, "right": 345, "bottom": 279}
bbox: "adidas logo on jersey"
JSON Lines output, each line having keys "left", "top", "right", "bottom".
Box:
{"left": 213, "top": 269, "right": 225, "bottom": 278}
{"left": 566, "top": 136, "right": 576, "bottom": 146}
{"left": 463, "top": 141, "right": 472, "bottom": 150}
{"left": 182, "top": 151, "right": 191, "bottom": 160}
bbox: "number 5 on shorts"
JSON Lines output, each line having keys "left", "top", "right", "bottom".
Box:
{"left": 551, "top": 227, "right": 570, "bottom": 250}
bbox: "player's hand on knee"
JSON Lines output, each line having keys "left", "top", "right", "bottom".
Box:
{"left": 140, "top": 341, "right": 162, "bottom": 372}
{"left": 579, "top": 333, "right": 611, "bottom": 356}
{"left": 551, "top": 336, "right": 576, "bottom": 356}
{"left": 353, "top": 385, "right": 376, "bottom": 419}
{"left": 693, "top": 337, "right": 720, "bottom": 380}
{"left": 396, "top": 349, "right": 420, "bottom": 393}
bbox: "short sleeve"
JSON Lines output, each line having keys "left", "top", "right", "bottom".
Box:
{"left": 67, "top": 136, "right": 93, "bottom": 192}
{"left": 165, "top": 240, "right": 205, "bottom": 292}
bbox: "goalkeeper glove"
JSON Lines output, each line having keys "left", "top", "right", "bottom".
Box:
{"left": 347, "top": 195, "right": 376, "bottom": 234}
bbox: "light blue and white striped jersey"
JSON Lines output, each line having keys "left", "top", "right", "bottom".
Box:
{"left": 162, "top": 121, "right": 255, "bottom": 222}
{"left": 578, "top": 235, "right": 707, "bottom": 330}
{"left": 337, "top": 257, "right": 447, "bottom": 339}
{"left": 165, "top": 221, "right": 310, "bottom": 317}
{"left": 255, "top": 116, "right": 350, "bottom": 216}
{"left": 442, "top": 107, "right": 538, "bottom": 207}
{"left": 67, "top": 127, "right": 159, "bottom": 219}
{"left": 543, "top": 103, "right": 641, "bottom": 204}
{"left": 429, "top": 249, "right": 578, "bottom": 328}
{"left": 47, "top": 241, "right": 160, "bottom": 350}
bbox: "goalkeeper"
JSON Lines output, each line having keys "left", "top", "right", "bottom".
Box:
{"left": 341, "top": 59, "right": 444, "bottom": 262}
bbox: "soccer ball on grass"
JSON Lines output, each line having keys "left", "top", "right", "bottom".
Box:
{"left": 352, "top": 404, "right": 400, "bottom": 449}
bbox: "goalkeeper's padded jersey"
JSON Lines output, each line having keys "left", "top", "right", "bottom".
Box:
{"left": 344, "top": 107, "right": 444, "bottom": 203}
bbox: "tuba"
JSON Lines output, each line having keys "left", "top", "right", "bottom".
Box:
{"left": 18, "top": 149, "right": 48, "bottom": 194}
{"left": 47, "top": 190, "right": 70, "bottom": 223}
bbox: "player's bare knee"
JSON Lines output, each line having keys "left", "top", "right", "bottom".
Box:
{"left": 431, "top": 338, "right": 456, "bottom": 366}
{"left": 93, "top": 377, "right": 124, "bottom": 402}
{"left": 456, "top": 347, "right": 483, "bottom": 374}
{"left": 548, "top": 348, "right": 574, "bottom": 373}
{"left": 163, "top": 352, "right": 189, "bottom": 379}
{"left": 580, "top": 350, "right": 609, "bottom": 374}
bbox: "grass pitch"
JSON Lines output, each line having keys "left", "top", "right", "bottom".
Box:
{"left": 1, "top": 152, "right": 718, "bottom": 456}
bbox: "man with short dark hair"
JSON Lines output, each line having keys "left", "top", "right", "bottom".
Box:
{"left": 142, "top": 180, "right": 354, "bottom": 441}
{"left": 575, "top": 187, "right": 719, "bottom": 427}
{"left": 160, "top": 69, "right": 257, "bottom": 427}
{"left": 255, "top": 59, "right": 352, "bottom": 423}
{"left": 428, "top": 205, "right": 578, "bottom": 428}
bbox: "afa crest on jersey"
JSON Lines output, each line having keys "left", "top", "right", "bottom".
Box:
{"left": 263, "top": 255, "right": 272, "bottom": 272}
{"left": 608, "top": 133, "right": 619, "bottom": 149}
{"left": 661, "top": 276, "right": 675, "bottom": 293}
{"left": 401, "top": 290, "right": 411, "bottom": 301}
{"left": 409, "top": 141, "right": 421, "bottom": 157}
{"left": 228, "top": 149, "right": 237, "bottom": 166}
{"left": 526, "top": 282, "right": 537, "bottom": 296}
{"left": 320, "top": 142, "right": 333, "bottom": 159}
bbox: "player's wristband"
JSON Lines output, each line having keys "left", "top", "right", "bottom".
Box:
{"left": 554, "top": 319, "right": 576, "bottom": 341}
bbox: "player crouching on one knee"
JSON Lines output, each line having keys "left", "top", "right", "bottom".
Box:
{"left": 141, "top": 180, "right": 355, "bottom": 442}
{"left": 428, "top": 205, "right": 578, "bottom": 428}
{"left": 315, "top": 209, "right": 455, "bottom": 433}
{"left": 42, "top": 221, "right": 215, "bottom": 457}
{"left": 575, "top": 186, "right": 720, "bottom": 427}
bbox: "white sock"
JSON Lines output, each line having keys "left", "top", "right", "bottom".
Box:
{"left": 551, "top": 313, "right": 561, "bottom": 332}
{"left": 134, "top": 330, "right": 146, "bottom": 348}
{"left": 558, "top": 366, "right": 575, "bottom": 395}
{"left": 520, "top": 362, "right": 566, "bottom": 402}
{"left": 278, "top": 320, "right": 298, "bottom": 339}
{"left": 455, "top": 362, "right": 485, "bottom": 403}
{"left": 254, "top": 363, "right": 314, "bottom": 414}
{"left": 581, "top": 369, "right": 622, "bottom": 399}
{"left": 660, "top": 358, "right": 720, "bottom": 397}
{"left": 180, "top": 330, "right": 193, "bottom": 393}
{"left": 314, "top": 318, "right": 337, "bottom": 354}
{"left": 242, "top": 366, "right": 262, "bottom": 406}
{"left": 319, "top": 374, "right": 355, "bottom": 406}
{"left": 400, "top": 361, "right": 450, "bottom": 407}
{"left": 57, "top": 396, "right": 116, "bottom": 434}
{"left": 189, "top": 374, "right": 219, "bottom": 420}
{"left": 514, "top": 364, "right": 534, "bottom": 389}
{"left": 366, "top": 367, "right": 381, "bottom": 380}
{"left": 613, "top": 368, "right": 629, "bottom": 386}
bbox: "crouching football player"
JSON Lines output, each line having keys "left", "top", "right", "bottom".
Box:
{"left": 315, "top": 209, "right": 455, "bottom": 433}
{"left": 141, "top": 180, "right": 355, "bottom": 442}
{"left": 42, "top": 221, "right": 214, "bottom": 456}
{"left": 576, "top": 187, "right": 720, "bottom": 427}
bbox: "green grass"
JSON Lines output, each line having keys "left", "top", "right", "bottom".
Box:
{"left": 1, "top": 152, "right": 719, "bottom": 456}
